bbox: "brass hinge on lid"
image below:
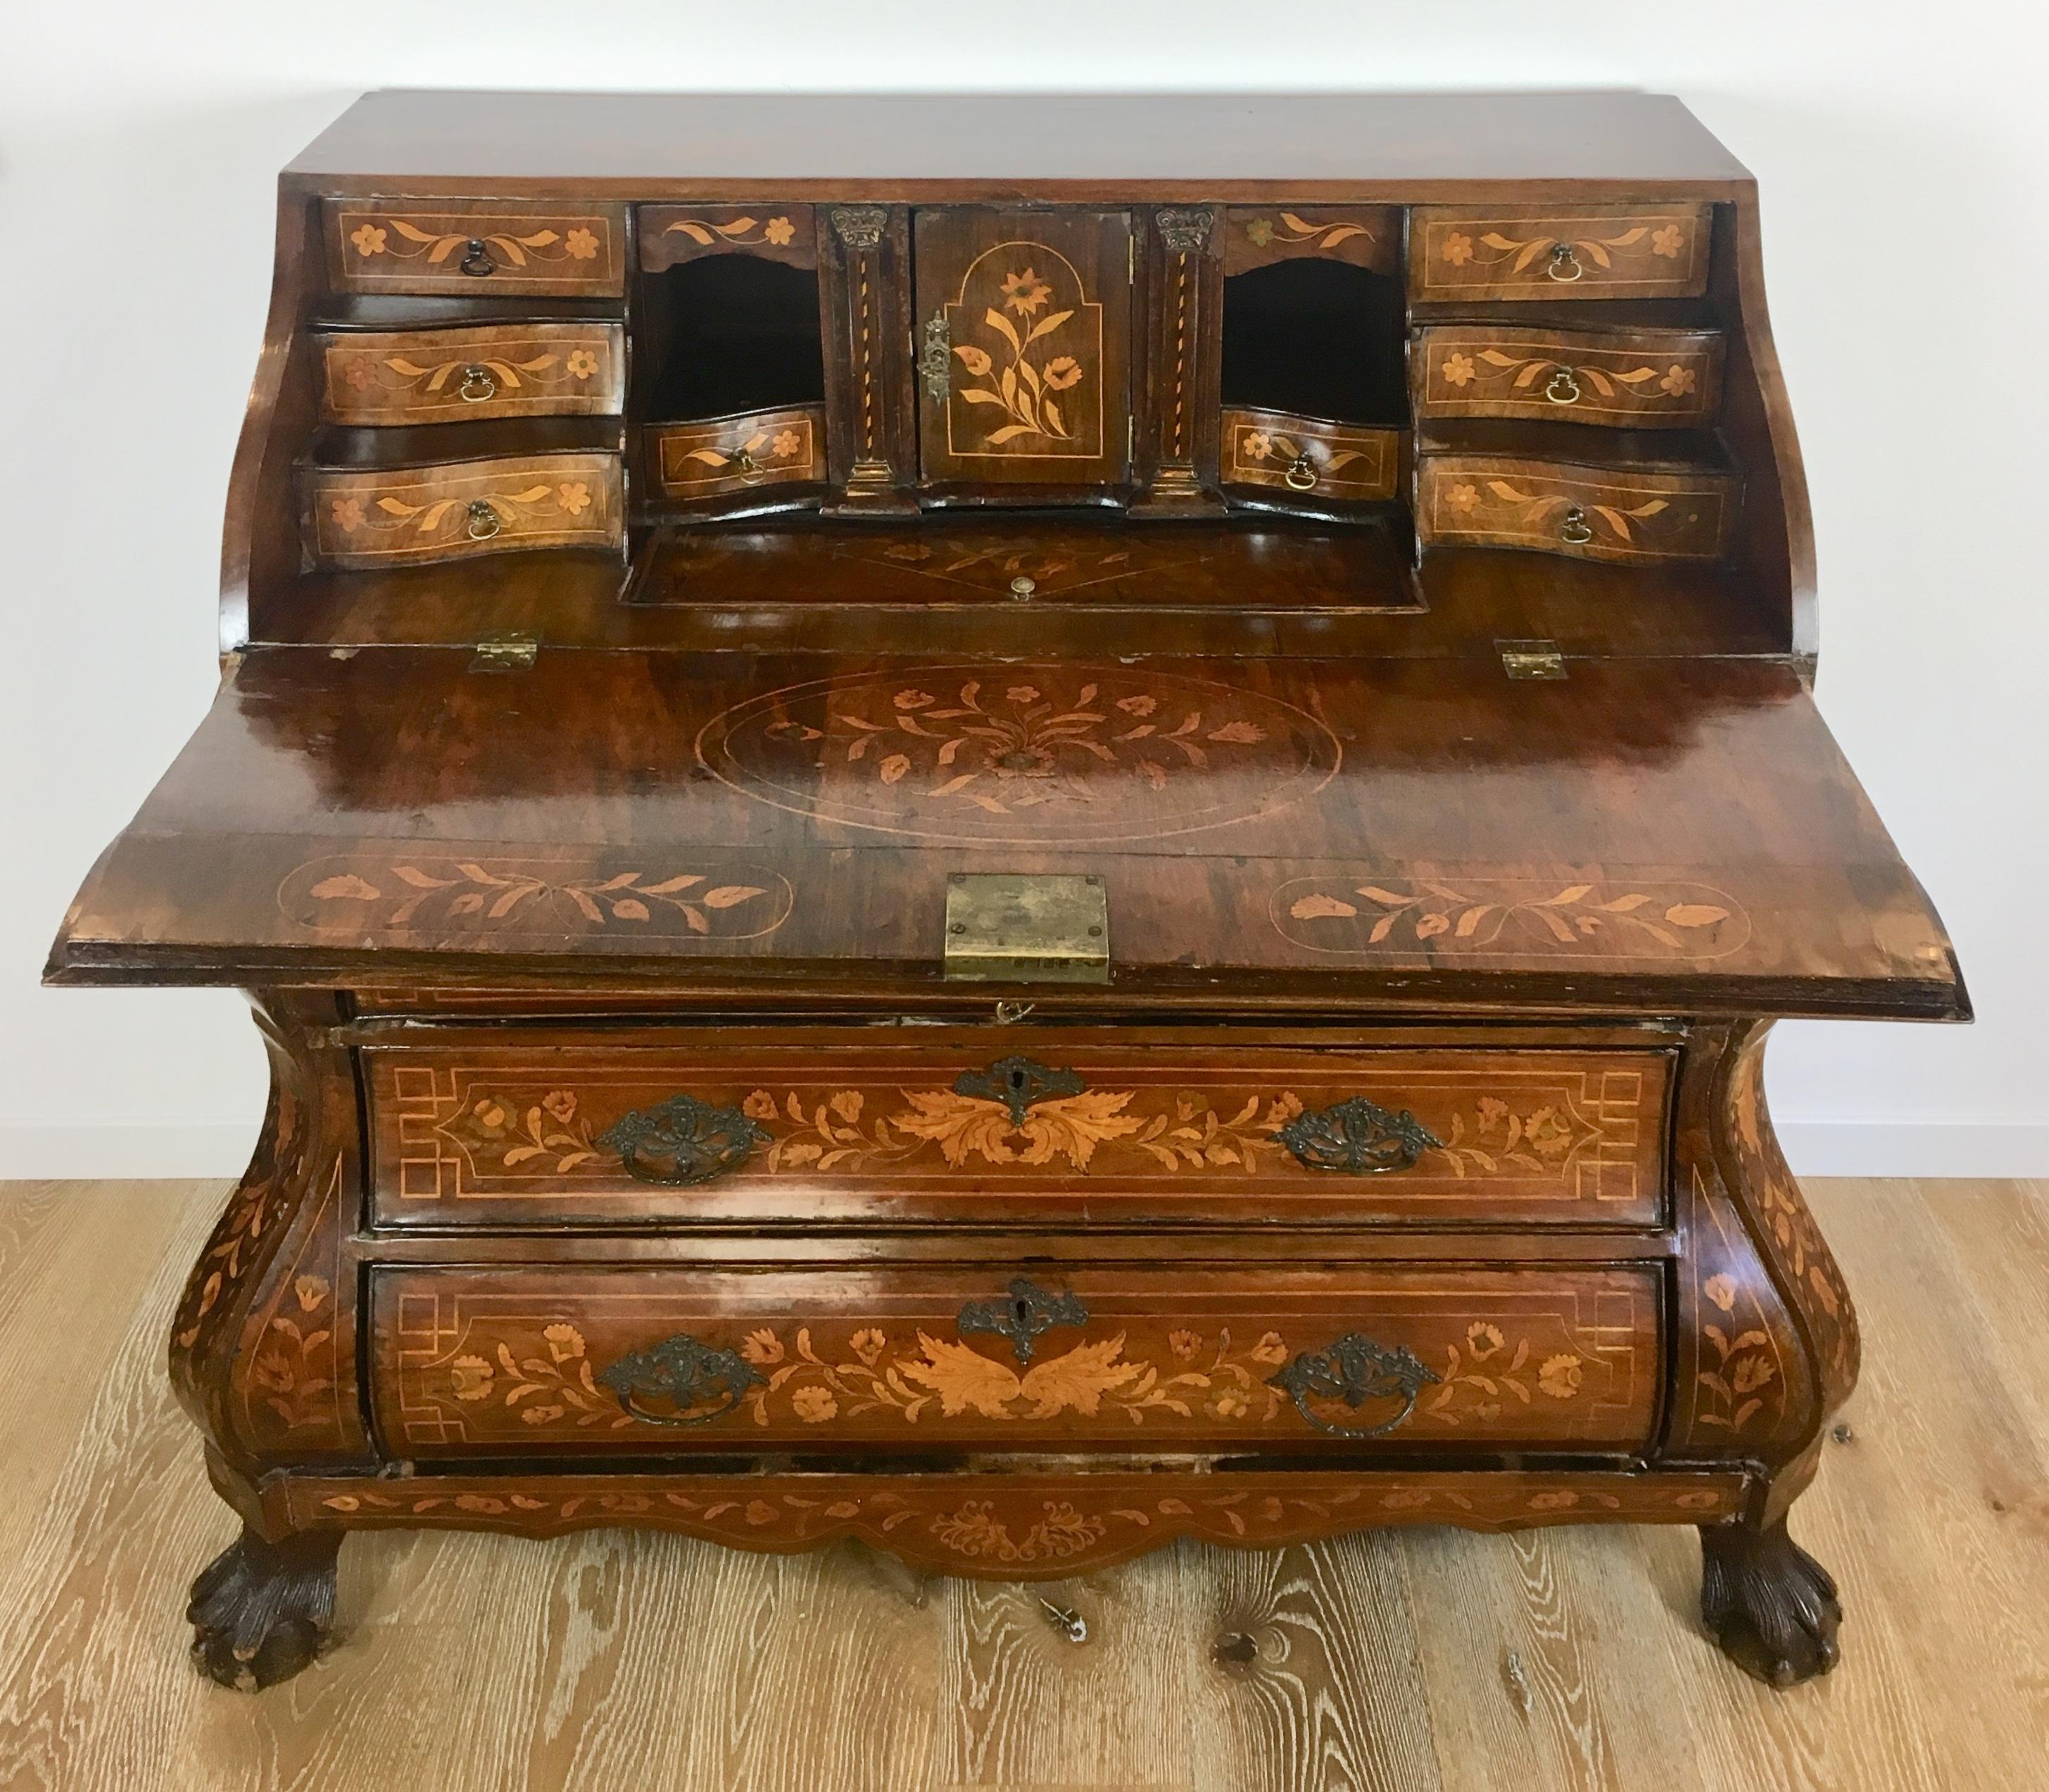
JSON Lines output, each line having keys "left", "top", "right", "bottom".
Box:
{"left": 470, "top": 631, "right": 538, "bottom": 672}
{"left": 1498, "top": 639, "right": 1565, "bottom": 681}
{"left": 944, "top": 873, "right": 1110, "bottom": 985}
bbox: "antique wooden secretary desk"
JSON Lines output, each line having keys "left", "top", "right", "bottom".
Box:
{"left": 49, "top": 91, "right": 1967, "bottom": 1691}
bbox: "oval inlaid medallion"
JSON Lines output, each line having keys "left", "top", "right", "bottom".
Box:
{"left": 696, "top": 665, "right": 1342, "bottom": 845}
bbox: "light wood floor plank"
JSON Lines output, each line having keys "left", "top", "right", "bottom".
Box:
{"left": 0, "top": 1178, "right": 2045, "bottom": 1792}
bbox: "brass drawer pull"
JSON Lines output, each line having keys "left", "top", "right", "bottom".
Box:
{"left": 1544, "top": 367, "right": 1582, "bottom": 405}
{"left": 598, "top": 1332, "right": 763, "bottom": 1425}
{"left": 1271, "top": 1332, "right": 1439, "bottom": 1437}
{"left": 459, "top": 237, "right": 496, "bottom": 277}
{"left": 464, "top": 500, "right": 501, "bottom": 540}
{"left": 731, "top": 446, "right": 764, "bottom": 484}
{"left": 1283, "top": 451, "right": 1318, "bottom": 491}
{"left": 458, "top": 363, "right": 499, "bottom": 403}
{"left": 1559, "top": 505, "right": 1595, "bottom": 545}
{"left": 1546, "top": 242, "right": 1584, "bottom": 282}
{"left": 958, "top": 1276, "right": 1089, "bottom": 1365}
{"left": 595, "top": 1093, "right": 768, "bottom": 1185}
{"left": 1277, "top": 1096, "right": 1441, "bottom": 1174}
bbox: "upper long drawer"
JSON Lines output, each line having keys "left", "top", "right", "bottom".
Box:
{"left": 324, "top": 199, "right": 628, "bottom": 296}
{"left": 1409, "top": 204, "right": 1712, "bottom": 302}
{"left": 365, "top": 1036, "right": 1671, "bottom": 1230}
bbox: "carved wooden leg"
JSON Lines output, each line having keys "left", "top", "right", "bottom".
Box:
{"left": 1698, "top": 1514, "right": 1841, "bottom": 1687}
{"left": 188, "top": 1526, "right": 342, "bottom": 1690}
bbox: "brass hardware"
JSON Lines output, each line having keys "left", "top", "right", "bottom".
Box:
{"left": 957, "top": 1276, "right": 1090, "bottom": 1365}
{"left": 942, "top": 872, "right": 1110, "bottom": 984}
{"left": 1559, "top": 505, "right": 1595, "bottom": 545}
{"left": 595, "top": 1092, "right": 769, "bottom": 1185}
{"left": 1543, "top": 367, "right": 1582, "bottom": 405}
{"left": 1156, "top": 207, "right": 1213, "bottom": 256}
{"left": 1283, "top": 452, "right": 1318, "bottom": 491}
{"left": 458, "top": 363, "right": 499, "bottom": 403}
{"left": 1546, "top": 241, "right": 1584, "bottom": 282}
{"left": 992, "top": 999, "right": 1037, "bottom": 1026}
{"left": 1008, "top": 576, "right": 1036, "bottom": 600}
{"left": 1272, "top": 1333, "right": 1439, "bottom": 1437}
{"left": 464, "top": 499, "right": 501, "bottom": 540}
{"left": 953, "top": 1055, "right": 1085, "bottom": 1125}
{"left": 459, "top": 238, "right": 496, "bottom": 277}
{"left": 1039, "top": 1599, "right": 1089, "bottom": 1643}
{"left": 597, "top": 1332, "right": 763, "bottom": 1426}
{"left": 919, "top": 313, "right": 952, "bottom": 401}
{"left": 1498, "top": 638, "right": 1566, "bottom": 681}
{"left": 1277, "top": 1096, "right": 1442, "bottom": 1174}
{"left": 731, "top": 446, "right": 764, "bottom": 484}
{"left": 469, "top": 631, "right": 538, "bottom": 672}
{"left": 830, "top": 205, "right": 888, "bottom": 250}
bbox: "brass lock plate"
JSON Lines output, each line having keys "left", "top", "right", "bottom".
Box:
{"left": 943, "top": 873, "right": 1109, "bottom": 985}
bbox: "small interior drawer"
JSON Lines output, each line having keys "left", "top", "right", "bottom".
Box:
{"left": 324, "top": 199, "right": 628, "bottom": 296}
{"left": 1416, "top": 453, "right": 1738, "bottom": 564}
{"left": 1219, "top": 205, "right": 1401, "bottom": 275}
{"left": 370, "top": 1261, "right": 1664, "bottom": 1457}
{"left": 645, "top": 405, "right": 828, "bottom": 504}
{"left": 1411, "top": 322, "right": 1724, "bottom": 429}
{"left": 1220, "top": 408, "right": 1404, "bottom": 505}
{"left": 301, "top": 450, "right": 625, "bottom": 569}
{"left": 319, "top": 323, "right": 626, "bottom": 425}
{"left": 1409, "top": 204, "right": 1711, "bottom": 302}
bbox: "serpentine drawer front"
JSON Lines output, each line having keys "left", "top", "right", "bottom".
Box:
{"left": 364, "top": 1038, "right": 1672, "bottom": 1230}
{"left": 1219, "top": 410, "right": 1404, "bottom": 505}
{"left": 1416, "top": 454, "right": 1739, "bottom": 564}
{"left": 318, "top": 324, "right": 626, "bottom": 425}
{"left": 300, "top": 452, "right": 626, "bottom": 569}
{"left": 370, "top": 1263, "right": 1663, "bottom": 1456}
{"left": 1411, "top": 322, "right": 1724, "bottom": 429}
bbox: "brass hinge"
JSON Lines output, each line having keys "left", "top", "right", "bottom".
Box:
{"left": 1498, "top": 639, "right": 1565, "bottom": 681}
{"left": 471, "top": 631, "right": 538, "bottom": 672}
{"left": 944, "top": 873, "right": 1109, "bottom": 985}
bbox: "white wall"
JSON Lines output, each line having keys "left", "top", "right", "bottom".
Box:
{"left": 5, "top": 3, "right": 2045, "bottom": 1178}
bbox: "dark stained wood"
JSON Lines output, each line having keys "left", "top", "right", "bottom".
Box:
{"left": 45, "top": 92, "right": 1959, "bottom": 1693}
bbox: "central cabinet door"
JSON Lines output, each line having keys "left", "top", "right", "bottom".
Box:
{"left": 914, "top": 208, "right": 1133, "bottom": 493}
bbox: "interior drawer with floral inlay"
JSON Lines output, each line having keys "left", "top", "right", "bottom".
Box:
{"left": 1219, "top": 409, "right": 1404, "bottom": 508}
{"left": 645, "top": 405, "right": 827, "bottom": 507}
{"left": 1409, "top": 203, "right": 1712, "bottom": 303}
{"left": 1416, "top": 452, "right": 1739, "bottom": 564}
{"left": 319, "top": 323, "right": 626, "bottom": 425}
{"left": 301, "top": 450, "right": 624, "bottom": 569}
{"left": 369, "top": 1261, "right": 1663, "bottom": 1458}
{"left": 362, "top": 1037, "right": 1672, "bottom": 1230}
{"left": 324, "top": 198, "right": 627, "bottom": 296}
{"left": 1412, "top": 322, "right": 1724, "bottom": 429}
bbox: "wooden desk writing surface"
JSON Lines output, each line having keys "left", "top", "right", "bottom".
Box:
{"left": 49, "top": 89, "right": 1955, "bottom": 1695}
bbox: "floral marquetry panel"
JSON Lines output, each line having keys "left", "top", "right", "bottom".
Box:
{"left": 1412, "top": 323, "right": 1724, "bottom": 429}
{"left": 319, "top": 324, "right": 626, "bottom": 424}
{"left": 369, "top": 1264, "right": 1661, "bottom": 1456}
{"left": 638, "top": 203, "right": 817, "bottom": 271}
{"left": 362, "top": 1040, "right": 1671, "bottom": 1228}
{"left": 301, "top": 453, "right": 625, "bottom": 569}
{"left": 914, "top": 207, "right": 1133, "bottom": 489}
{"left": 1221, "top": 205, "right": 1401, "bottom": 276}
{"left": 324, "top": 199, "right": 627, "bottom": 296}
{"left": 1416, "top": 455, "right": 1739, "bottom": 564}
{"left": 1221, "top": 409, "right": 1403, "bottom": 503}
{"left": 1408, "top": 203, "right": 1711, "bottom": 301}
{"left": 648, "top": 405, "right": 826, "bottom": 503}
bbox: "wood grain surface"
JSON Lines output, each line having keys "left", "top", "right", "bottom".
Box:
{"left": 0, "top": 1175, "right": 2041, "bottom": 1791}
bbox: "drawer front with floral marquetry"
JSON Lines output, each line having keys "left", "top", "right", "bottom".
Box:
{"left": 1417, "top": 455, "right": 1738, "bottom": 564}
{"left": 365, "top": 1039, "right": 1670, "bottom": 1229}
{"left": 638, "top": 203, "right": 817, "bottom": 270}
{"left": 1409, "top": 204, "right": 1711, "bottom": 301}
{"left": 1412, "top": 324, "right": 1724, "bottom": 429}
{"left": 319, "top": 324, "right": 626, "bottom": 425}
{"left": 648, "top": 406, "right": 827, "bottom": 502}
{"left": 325, "top": 200, "right": 627, "bottom": 296}
{"left": 1221, "top": 410, "right": 1403, "bottom": 504}
{"left": 303, "top": 452, "right": 624, "bottom": 569}
{"left": 370, "top": 1263, "right": 1662, "bottom": 1456}
{"left": 1221, "top": 206, "right": 1401, "bottom": 275}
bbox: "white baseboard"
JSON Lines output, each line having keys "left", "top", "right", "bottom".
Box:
{"left": 1, "top": 1119, "right": 2044, "bottom": 1183}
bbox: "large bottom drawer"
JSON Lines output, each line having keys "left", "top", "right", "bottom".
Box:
{"left": 371, "top": 1263, "right": 1662, "bottom": 1458}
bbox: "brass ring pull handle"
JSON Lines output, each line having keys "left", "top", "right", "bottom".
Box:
{"left": 1559, "top": 504, "right": 1595, "bottom": 546}
{"left": 731, "top": 446, "right": 765, "bottom": 485}
{"left": 1543, "top": 367, "right": 1582, "bottom": 406}
{"left": 1283, "top": 452, "right": 1319, "bottom": 491}
{"left": 1546, "top": 241, "right": 1584, "bottom": 282}
{"left": 464, "top": 500, "right": 501, "bottom": 540}
{"left": 459, "top": 238, "right": 496, "bottom": 277}
{"left": 458, "top": 363, "right": 498, "bottom": 403}
{"left": 1271, "top": 1332, "right": 1439, "bottom": 1437}
{"left": 1277, "top": 1096, "right": 1442, "bottom": 1174}
{"left": 595, "top": 1093, "right": 769, "bottom": 1186}
{"left": 598, "top": 1332, "right": 764, "bottom": 1426}
{"left": 957, "top": 1276, "right": 1090, "bottom": 1365}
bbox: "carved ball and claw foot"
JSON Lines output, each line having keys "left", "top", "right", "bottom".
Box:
{"left": 1699, "top": 1517, "right": 1842, "bottom": 1687}
{"left": 187, "top": 1527, "right": 343, "bottom": 1690}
